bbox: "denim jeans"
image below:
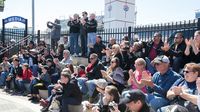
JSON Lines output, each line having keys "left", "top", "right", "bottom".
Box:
{"left": 18, "top": 79, "right": 30, "bottom": 92}
{"left": 30, "top": 64, "right": 39, "bottom": 77}
{"left": 48, "top": 85, "right": 55, "bottom": 97}
{"left": 77, "top": 77, "right": 88, "bottom": 95}
{"left": 0, "top": 71, "right": 9, "bottom": 86}
{"left": 87, "top": 32, "right": 96, "bottom": 55}
{"left": 70, "top": 33, "right": 80, "bottom": 54}
{"left": 146, "top": 94, "right": 169, "bottom": 111}
{"left": 86, "top": 80, "right": 96, "bottom": 97}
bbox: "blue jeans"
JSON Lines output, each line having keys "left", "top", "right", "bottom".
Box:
{"left": 18, "top": 79, "right": 30, "bottom": 92}
{"left": 31, "top": 65, "right": 39, "bottom": 77}
{"left": 0, "top": 71, "right": 9, "bottom": 86}
{"left": 70, "top": 33, "right": 80, "bottom": 54}
{"left": 77, "top": 77, "right": 88, "bottom": 95}
{"left": 48, "top": 85, "right": 55, "bottom": 97}
{"left": 146, "top": 94, "right": 169, "bottom": 111}
{"left": 86, "top": 80, "right": 96, "bottom": 97}
{"left": 87, "top": 32, "right": 96, "bottom": 55}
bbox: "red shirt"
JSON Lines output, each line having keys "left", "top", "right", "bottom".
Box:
{"left": 21, "top": 69, "right": 33, "bottom": 80}
{"left": 149, "top": 43, "right": 158, "bottom": 61}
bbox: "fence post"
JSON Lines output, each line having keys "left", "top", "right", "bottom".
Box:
{"left": 37, "top": 30, "right": 40, "bottom": 44}
{"left": 128, "top": 26, "right": 131, "bottom": 41}
{"left": 198, "top": 18, "right": 200, "bottom": 30}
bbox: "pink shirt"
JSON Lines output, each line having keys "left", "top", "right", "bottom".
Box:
{"left": 130, "top": 70, "right": 150, "bottom": 93}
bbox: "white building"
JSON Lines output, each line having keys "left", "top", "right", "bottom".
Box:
{"left": 104, "top": 0, "right": 136, "bottom": 29}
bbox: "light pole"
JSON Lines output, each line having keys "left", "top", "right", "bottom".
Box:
{"left": 32, "top": 0, "right": 35, "bottom": 40}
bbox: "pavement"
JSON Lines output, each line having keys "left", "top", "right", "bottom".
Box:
{"left": 0, "top": 89, "right": 42, "bottom": 112}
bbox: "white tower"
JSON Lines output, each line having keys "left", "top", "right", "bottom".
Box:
{"left": 104, "top": 0, "right": 136, "bottom": 29}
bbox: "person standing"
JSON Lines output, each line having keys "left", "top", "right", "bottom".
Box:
{"left": 83, "top": 13, "right": 97, "bottom": 56}
{"left": 80, "top": 11, "right": 89, "bottom": 57}
{"left": 67, "top": 13, "right": 81, "bottom": 56}
{"left": 47, "top": 19, "right": 61, "bottom": 50}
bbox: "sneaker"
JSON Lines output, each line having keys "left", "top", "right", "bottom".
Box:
{"left": 31, "top": 98, "right": 40, "bottom": 103}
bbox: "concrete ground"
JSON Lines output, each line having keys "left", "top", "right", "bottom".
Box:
{"left": 0, "top": 89, "right": 42, "bottom": 112}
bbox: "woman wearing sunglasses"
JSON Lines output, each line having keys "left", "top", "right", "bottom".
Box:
{"left": 158, "top": 63, "right": 200, "bottom": 112}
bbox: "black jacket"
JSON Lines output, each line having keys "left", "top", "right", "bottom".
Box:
{"left": 85, "top": 19, "right": 97, "bottom": 33}
{"left": 87, "top": 60, "right": 105, "bottom": 80}
{"left": 143, "top": 40, "right": 164, "bottom": 59}
{"left": 67, "top": 19, "right": 80, "bottom": 33}
{"left": 91, "top": 41, "right": 106, "bottom": 60}
{"left": 61, "top": 78, "right": 82, "bottom": 104}
{"left": 165, "top": 41, "right": 186, "bottom": 58}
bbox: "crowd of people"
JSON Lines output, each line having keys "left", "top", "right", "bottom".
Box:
{"left": 0, "top": 11, "right": 200, "bottom": 112}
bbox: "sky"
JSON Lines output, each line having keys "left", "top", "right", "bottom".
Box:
{"left": 0, "top": 0, "right": 200, "bottom": 31}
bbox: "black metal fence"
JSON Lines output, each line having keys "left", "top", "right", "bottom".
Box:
{"left": 98, "top": 18, "right": 200, "bottom": 45}
{"left": 36, "top": 18, "right": 200, "bottom": 46}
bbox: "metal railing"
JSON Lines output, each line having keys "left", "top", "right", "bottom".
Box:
{"left": 0, "top": 35, "right": 32, "bottom": 57}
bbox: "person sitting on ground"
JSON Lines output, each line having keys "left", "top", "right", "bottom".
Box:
{"left": 161, "top": 32, "right": 186, "bottom": 73}
{"left": 50, "top": 44, "right": 65, "bottom": 61}
{"left": 143, "top": 32, "right": 164, "bottom": 74}
{"left": 73, "top": 64, "right": 86, "bottom": 78}
{"left": 29, "top": 65, "right": 51, "bottom": 103}
{"left": 16, "top": 63, "right": 33, "bottom": 95}
{"left": 142, "top": 55, "right": 182, "bottom": 111}
{"left": 53, "top": 71, "right": 82, "bottom": 112}
{"left": 0, "top": 57, "right": 11, "bottom": 87}
{"left": 104, "top": 44, "right": 124, "bottom": 69}
{"left": 101, "top": 57, "right": 125, "bottom": 93}
{"left": 76, "top": 53, "right": 105, "bottom": 102}
{"left": 82, "top": 79, "right": 108, "bottom": 112}
{"left": 128, "top": 58, "right": 151, "bottom": 93}
{"left": 90, "top": 35, "right": 106, "bottom": 60}
{"left": 158, "top": 63, "right": 200, "bottom": 112}
{"left": 5, "top": 58, "right": 23, "bottom": 93}
{"left": 91, "top": 85, "right": 120, "bottom": 112}
{"left": 53, "top": 50, "right": 73, "bottom": 71}
{"left": 185, "top": 30, "right": 200, "bottom": 64}
{"left": 112, "top": 89, "right": 155, "bottom": 112}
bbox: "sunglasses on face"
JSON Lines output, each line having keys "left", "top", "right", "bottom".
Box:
{"left": 183, "top": 70, "right": 193, "bottom": 74}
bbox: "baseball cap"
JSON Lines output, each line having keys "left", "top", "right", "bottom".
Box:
{"left": 94, "top": 79, "right": 108, "bottom": 89}
{"left": 46, "top": 58, "right": 53, "bottom": 63}
{"left": 120, "top": 90, "right": 146, "bottom": 104}
{"left": 151, "top": 55, "right": 170, "bottom": 66}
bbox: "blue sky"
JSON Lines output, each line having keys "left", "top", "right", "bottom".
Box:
{"left": 0, "top": 0, "right": 199, "bottom": 30}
